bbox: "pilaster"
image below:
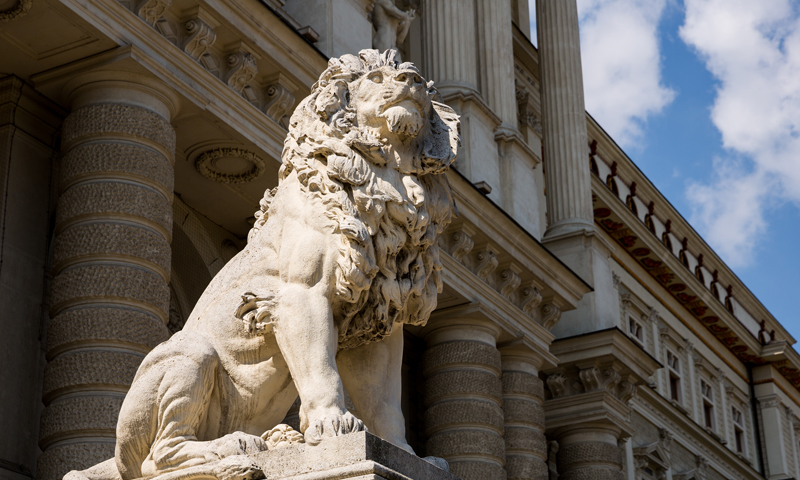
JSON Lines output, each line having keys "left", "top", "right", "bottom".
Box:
{"left": 37, "top": 69, "right": 178, "bottom": 480}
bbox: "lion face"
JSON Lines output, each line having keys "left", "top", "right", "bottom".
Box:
{"left": 350, "top": 65, "right": 432, "bottom": 140}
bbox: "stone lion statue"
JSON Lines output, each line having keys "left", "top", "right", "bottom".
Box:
{"left": 65, "top": 49, "right": 459, "bottom": 480}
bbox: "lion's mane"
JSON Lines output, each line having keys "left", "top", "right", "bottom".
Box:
{"left": 249, "top": 49, "right": 460, "bottom": 349}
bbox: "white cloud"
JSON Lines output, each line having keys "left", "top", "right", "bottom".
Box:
{"left": 577, "top": 0, "right": 675, "bottom": 146}
{"left": 680, "top": 0, "right": 800, "bottom": 267}
{"left": 529, "top": 0, "right": 675, "bottom": 146}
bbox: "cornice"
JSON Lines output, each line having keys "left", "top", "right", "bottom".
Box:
{"left": 586, "top": 118, "right": 792, "bottom": 347}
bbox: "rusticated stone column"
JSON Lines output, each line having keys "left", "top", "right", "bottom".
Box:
{"left": 423, "top": 322, "right": 506, "bottom": 480}
{"left": 38, "top": 75, "right": 177, "bottom": 480}
{"left": 536, "top": 0, "right": 593, "bottom": 237}
{"left": 555, "top": 427, "right": 624, "bottom": 480}
{"left": 543, "top": 330, "right": 661, "bottom": 480}
{"left": 476, "top": 0, "right": 517, "bottom": 127}
{"left": 501, "top": 352, "right": 547, "bottom": 480}
{"left": 422, "top": 0, "right": 479, "bottom": 95}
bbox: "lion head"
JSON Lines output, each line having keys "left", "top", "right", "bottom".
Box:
{"left": 251, "top": 49, "right": 460, "bottom": 349}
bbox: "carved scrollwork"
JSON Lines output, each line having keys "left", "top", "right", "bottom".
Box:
{"left": 540, "top": 303, "right": 561, "bottom": 330}
{"left": 449, "top": 230, "right": 474, "bottom": 263}
{"left": 498, "top": 268, "right": 521, "bottom": 299}
{"left": 546, "top": 373, "right": 568, "bottom": 398}
{"left": 520, "top": 286, "right": 542, "bottom": 316}
{"left": 0, "top": 0, "right": 32, "bottom": 22}
{"left": 475, "top": 249, "right": 498, "bottom": 281}
{"left": 616, "top": 380, "right": 637, "bottom": 403}
{"left": 579, "top": 367, "right": 602, "bottom": 392}
{"left": 183, "top": 18, "right": 217, "bottom": 70}
{"left": 225, "top": 51, "right": 258, "bottom": 96}
{"left": 137, "top": 0, "right": 171, "bottom": 26}
{"left": 264, "top": 83, "right": 295, "bottom": 128}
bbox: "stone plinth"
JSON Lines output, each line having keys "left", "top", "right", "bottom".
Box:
{"left": 250, "top": 432, "right": 459, "bottom": 480}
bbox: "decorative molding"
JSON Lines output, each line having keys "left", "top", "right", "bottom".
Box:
{"left": 137, "top": 0, "right": 171, "bottom": 26}
{"left": 195, "top": 147, "right": 266, "bottom": 183}
{"left": 182, "top": 18, "right": 218, "bottom": 73}
{"left": 263, "top": 83, "right": 295, "bottom": 128}
{"left": 498, "top": 268, "right": 521, "bottom": 299}
{"left": 449, "top": 229, "right": 474, "bottom": 263}
{"left": 540, "top": 302, "right": 561, "bottom": 330}
{"left": 0, "top": 0, "right": 32, "bottom": 22}
{"left": 520, "top": 285, "right": 542, "bottom": 316}
{"left": 474, "top": 248, "right": 498, "bottom": 281}
{"left": 225, "top": 51, "right": 258, "bottom": 103}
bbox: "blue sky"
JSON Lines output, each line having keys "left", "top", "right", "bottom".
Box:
{"left": 530, "top": 0, "right": 800, "bottom": 341}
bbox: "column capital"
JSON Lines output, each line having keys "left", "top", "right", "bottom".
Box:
{"left": 424, "top": 302, "right": 503, "bottom": 347}
{"left": 542, "top": 329, "right": 661, "bottom": 439}
{"left": 32, "top": 46, "right": 181, "bottom": 120}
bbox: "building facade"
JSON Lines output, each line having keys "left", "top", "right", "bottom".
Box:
{"left": 1, "top": 1, "right": 799, "bottom": 480}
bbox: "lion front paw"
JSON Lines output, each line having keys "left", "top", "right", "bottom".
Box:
{"left": 261, "top": 424, "right": 304, "bottom": 450}
{"left": 211, "top": 455, "right": 264, "bottom": 480}
{"left": 304, "top": 412, "right": 366, "bottom": 446}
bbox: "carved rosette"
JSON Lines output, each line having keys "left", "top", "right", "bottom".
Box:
{"left": 0, "top": 0, "right": 32, "bottom": 22}
{"left": 195, "top": 147, "right": 266, "bottom": 183}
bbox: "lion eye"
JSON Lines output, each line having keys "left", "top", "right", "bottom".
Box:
{"left": 413, "top": 74, "right": 422, "bottom": 84}
{"left": 369, "top": 73, "right": 383, "bottom": 83}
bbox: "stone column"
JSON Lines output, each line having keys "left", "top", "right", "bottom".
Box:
{"left": 536, "top": 0, "right": 593, "bottom": 237}
{"left": 38, "top": 73, "right": 177, "bottom": 480}
{"left": 422, "top": 0, "right": 479, "bottom": 95}
{"left": 476, "top": 0, "right": 517, "bottom": 127}
{"left": 544, "top": 330, "right": 661, "bottom": 480}
{"left": 501, "top": 348, "right": 548, "bottom": 480}
{"left": 555, "top": 425, "right": 624, "bottom": 480}
{"left": 423, "top": 321, "right": 506, "bottom": 480}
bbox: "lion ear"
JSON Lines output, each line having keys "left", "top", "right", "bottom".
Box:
{"left": 314, "top": 80, "right": 349, "bottom": 120}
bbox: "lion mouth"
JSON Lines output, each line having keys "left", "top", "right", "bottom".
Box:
{"left": 381, "top": 99, "right": 424, "bottom": 138}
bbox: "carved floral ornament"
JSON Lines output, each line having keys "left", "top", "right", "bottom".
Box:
{"left": 0, "top": 0, "right": 32, "bottom": 22}
{"left": 195, "top": 147, "right": 266, "bottom": 183}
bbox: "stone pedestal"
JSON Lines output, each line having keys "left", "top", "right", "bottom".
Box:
{"left": 249, "top": 432, "right": 459, "bottom": 480}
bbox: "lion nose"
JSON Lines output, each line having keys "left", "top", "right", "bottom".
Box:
{"left": 393, "top": 72, "right": 420, "bottom": 86}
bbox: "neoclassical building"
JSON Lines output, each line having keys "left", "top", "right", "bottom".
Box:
{"left": 1, "top": 1, "right": 799, "bottom": 480}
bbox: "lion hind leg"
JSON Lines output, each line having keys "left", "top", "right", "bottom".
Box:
{"left": 63, "top": 458, "right": 120, "bottom": 480}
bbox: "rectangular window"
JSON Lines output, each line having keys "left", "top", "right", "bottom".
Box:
{"left": 629, "top": 317, "right": 644, "bottom": 346}
{"left": 732, "top": 406, "right": 745, "bottom": 454}
{"left": 701, "top": 379, "right": 715, "bottom": 430}
{"left": 666, "top": 350, "right": 681, "bottom": 403}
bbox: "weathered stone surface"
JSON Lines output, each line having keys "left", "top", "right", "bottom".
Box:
{"left": 62, "top": 49, "right": 460, "bottom": 480}
{"left": 250, "top": 432, "right": 458, "bottom": 480}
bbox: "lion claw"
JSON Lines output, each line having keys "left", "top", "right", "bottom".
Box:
{"left": 304, "top": 412, "right": 366, "bottom": 446}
